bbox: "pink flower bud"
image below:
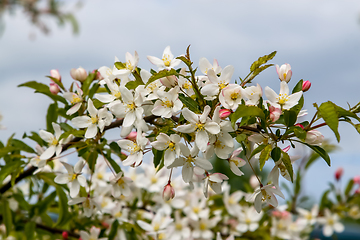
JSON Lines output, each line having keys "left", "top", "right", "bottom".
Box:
{"left": 269, "top": 105, "right": 282, "bottom": 122}
{"left": 160, "top": 75, "right": 178, "bottom": 88}
{"left": 163, "top": 182, "right": 175, "bottom": 201}
{"left": 302, "top": 80, "right": 311, "bottom": 92}
{"left": 101, "top": 222, "right": 110, "bottom": 229}
{"left": 92, "top": 70, "right": 104, "bottom": 80}
{"left": 219, "top": 109, "right": 231, "bottom": 119}
{"left": 70, "top": 67, "right": 88, "bottom": 82}
{"left": 250, "top": 175, "right": 260, "bottom": 189}
{"left": 276, "top": 63, "right": 292, "bottom": 83}
{"left": 334, "top": 167, "right": 344, "bottom": 181}
{"left": 272, "top": 210, "right": 282, "bottom": 218}
{"left": 353, "top": 176, "right": 360, "bottom": 185}
{"left": 295, "top": 123, "right": 304, "bottom": 129}
{"left": 125, "top": 131, "right": 137, "bottom": 141}
{"left": 49, "top": 83, "right": 60, "bottom": 95}
{"left": 50, "top": 69, "right": 61, "bottom": 81}
{"left": 62, "top": 231, "right": 68, "bottom": 239}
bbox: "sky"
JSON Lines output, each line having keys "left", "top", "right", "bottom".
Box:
{"left": 1, "top": 0, "right": 360, "bottom": 200}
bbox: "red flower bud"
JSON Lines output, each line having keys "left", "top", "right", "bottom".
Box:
{"left": 302, "top": 80, "right": 311, "bottom": 92}
{"left": 335, "top": 167, "right": 343, "bottom": 181}
{"left": 50, "top": 69, "right": 61, "bottom": 81}
{"left": 162, "top": 182, "right": 175, "bottom": 201}
{"left": 62, "top": 231, "right": 68, "bottom": 239}
{"left": 49, "top": 83, "right": 60, "bottom": 95}
{"left": 295, "top": 123, "right": 304, "bottom": 129}
{"left": 219, "top": 109, "right": 231, "bottom": 119}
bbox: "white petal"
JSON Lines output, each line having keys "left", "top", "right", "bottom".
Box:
{"left": 195, "top": 130, "right": 209, "bottom": 152}
{"left": 72, "top": 116, "right": 91, "bottom": 128}
{"left": 182, "top": 108, "right": 198, "bottom": 124}
{"left": 70, "top": 180, "right": 80, "bottom": 198}
{"left": 39, "top": 145, "right": 55, "bottom": 160}
{"left": 85, "top": 124, "right": 98, "bottom": 139}
{"left": 87, "top": 99, "right": 98, "bottom": 117}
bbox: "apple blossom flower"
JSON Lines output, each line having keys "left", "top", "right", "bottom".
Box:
{"left": 94, "top": 78, "right": 122, "bottom": 104}
{"left": 54, "top": 160, "right": 87, "bottom": 198}
{"left": 98, "top": 58, "right": 127, "bottom": 85}
{"left": 71, "top": 99, "right": 113, "bottom": 139}
{"left": 302, "top": 80, "right": 311, "bottom": 92}
{"left": 201, "top": 65, "right": 234, "bottom": 99}
{"left": 68, "top": 196, "right": 100, "bottom": 217}
{"left": 276, "top": 63, "right": 292, "bottom": 83}
{"left": 117, "top": 51, "right": 139, "bottom": 75}
{"left": 80, "top": 226, "right": 107, "bottom": 240}
{"left": 199, "top": 57, "right": 222, "bottom": 75}
{"left": 236, "top": 206, "right": 263, "bottom": 233}
{"left": 304, "top": 129, "right": 324, "bottom": 145}
{"left": 109, "top": 86, "right": 144, "bottom": 128}
{"left": 269, "top": 105, "right": 282, "bottom": 122}
{"left": 117, "top": 133, "right": 148, "bottom": 166}
{"left": 228, "top": 148, "right": 246, "bottom": 176}
{"left": 243, "top": 83, "right": 262, "bottom": 106}
{"left": 191, "top": 211, "right": 221, "bottom": 240}
{"left": 137, "top": 210, "right": 174, "bottom": 236}
{"left": 297, "top": 204, "right": 319, "bottom": 226}
{"left": 160, "top": 75, "right": 178, "bottom": 88}
{"left": 151, "top": 87, "right": 183, "bottom": 118}
{"left": 246, "top": 184, "right": 285, "bottom": 213}
{"left": 348, "top": 206, "right": 360, "bottom": 219}
{"left": 216, "top": 232, "right": 234, "bottom": 240}
{"left": 265, "top": 81, "right": 303, "bottom": 110}
{"left": 177, "top": 106, "right": 220, "bottom": 152}
{"left": 219, "top": 84, "right": 246, "bottom": 110}
{"left": 169, "top": 211, "right": 191, "bottom": 240}
{"left": 39, "top": 122, "right": 71, "bottom": 160}
{"left": 63, "top": 82, "right": 84, "bottom": 115}
{"left": 318, "top": 209, "right": 345, "bottom": 237}
{"left": 169, "top": 145, "right": 213, "bottom": 183}
{"left": 70, "top": 67, "right": 87, "bottom": 82}
{"left": 147, "top": 46, "right": 181, "bottom": 70}
{"left": 30, "top": 145, "right": 47, "bottom": 169}
{"left": 151, "top": 133, "right": 184, "bottom": 167}
{"left": 203, "top": 173, "right": 229, "bottom": 197}
{"left": 110, "top": 172, "right": 133, "bottom": 197}
{"left": 223, "top": 183, "right": 243, "bottom": 216}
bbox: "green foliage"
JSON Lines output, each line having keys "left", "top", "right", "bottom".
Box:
{"left": 178, "top": 93, "right": 200, "bottom": 113}
{"left": 145, "top": 69, "right": 178, "bottom": 87}
{"left": 231, "top": 105, "right": 265, "bottom": 128}
{"left": 18, "top": 81, "right": 67, "bottom": 104}
{"left": 281, "top": 150, "right": 294, "bottom": 182}
{"left": 259, "top": 144, "right": 272, "bottom": 170}
{"left": 317, "top": 101, "right": 340, "bottom": 142}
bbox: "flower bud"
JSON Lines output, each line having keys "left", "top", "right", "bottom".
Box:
{"left": 219, "top": 109, "right": 231, "bottom": 119}
{"left": 295, "top": 123, "right": 304, "bottom": 129}
{"left": 269, "top": 105, "right": 282, "bottom": 122}
{"left": 101, "top": 221, "right": 110, "bottom": 228}
{"left": 50, "top": 69, "right": 61, "bottom": 81}
{"left": 92, "top": 69, "right": 104, "bottom": 80}
{"left": 302, "top": 80, "right": 311, "bottom": 92}
{"left": 125, "top": 131, "right": 137, "bottom": 141}
{"left": 49, "top": 83, "right": 60, "bottom": 95}
{"left": 162, "top": 182, "right": 175, "bottom": 201}
{"left": 335, "top": 167, "right": 344, "bottom": 181}
{"left": 305, "top": 130, "right": 324, "bottom": 146}
{"left": 160, "top": 75, "right": 178, "bottom": 88}
{"left": 250, "top": 175, "right": 260, "bottom": 189}
{"left": 276, "top": 63, "right": 292, "bottom": 83}
{"left": 353, "top": 176, "right": 360, "bottom": 185}
{"left": 62, "top": 231, "right": 68, "bottom": 239}
{"left": 70, "top": 67, "right": 88, "bottom": 82}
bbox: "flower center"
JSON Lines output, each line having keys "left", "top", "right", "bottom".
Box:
{"left": 114, "top": 91, "right": 121, "bottom": 99}
{"left": 153, "top": 223, "right": 160, "bottom": 231}
{"left": 71, "top": 95, "right": 81, "bottom": 104}
{"left": 327, "top": 218, "right": 334, "bottom": 226}
{"left": 230, "top": 92, "right": 239, "bottom": 100}
{"left": 168, "top": 142, "right": 176, "bottom": 151}
{"left": 195, "top": 123, "right": 205, "bottom": 131}
{"left": 51, "top": 137, "right": 58, "bottom": 146}
{"left": 127, "top": 102, "right": 136, "bottom": 110}
{"left": 218, "top": 81, "right": 227, "bottom": 90}
{"left": 183, "top": 82, "right": 192, "bottom": 90}
{"left": 277, "top": 93, "right": 290, "bottom": 105}
{"left": 162, "top": 100, "right": 173, "bottom": 108}
{"left": 117, "top": 178, "right": 125, "bottom": 187}
{"left": 283, "top": 73, "right": 287, "bottom": 80}
{"left": 175, "top": 223, "right": 182, "bottom": 230}
{"left": 91, "top": 116, "right": 98, "bottom": 124}
{"left": 199, "top": 222, "right": 207, "bottom": 231}
{"left": 261, "top": 189, "right": 271, "bottom": 201}
{"left": 69, "top": 173, "right": 77, "bottom": 182}
{"left": 126, "top": 61, "right": 134, "bottom": 72}
{"left": 162, "top": 55, "right": 171, "bottom": 67}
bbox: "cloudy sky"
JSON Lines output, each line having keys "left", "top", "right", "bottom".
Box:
{"left": 1, "top": 0, "right": 360, "bottom": 199}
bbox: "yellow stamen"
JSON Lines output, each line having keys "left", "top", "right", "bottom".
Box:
{"left": 162, "top": 100, "right": 173, "bottom": 108}
{"left": 168, "top": 142, "right": 175, "bottom": 151}
{"left": 195, "top": 123, "right": 205, "bottom": 131}
{"left": 70, "top": 95, "right": 81, "bottom": 104}
{"left": 162, "top": 54, "right": 171, "bottom": 67}
{"left": 91, "top": 116, "right": 98, "bottom": 124}
{"left": 230, "top": 92, "right": 239, "bottom": 100}
{"left": 114, "top": 91, "right": 121, "bottom": 99}
{"left": 127, "top": 102, "right": 136, "bottom": 110}
{"left": 199, "top": 222, "right": 207, "bottom": 231}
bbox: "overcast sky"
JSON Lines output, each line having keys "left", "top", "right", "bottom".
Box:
{"left": 1, "top": 0, "right": 360, "bottom": 199}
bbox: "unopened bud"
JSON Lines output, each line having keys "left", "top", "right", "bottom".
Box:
{"left": 302, "top": 80, "right": 311, "bottom": 92}
{"left": 125, "top": 131, "right": 137, "bottom": 141}
{"left": 70, "top": 67, "right": 88, "bottom": 82}
{"left": 269, "top": 105, "right": 282, "bottom": 122}
{"left": 50, "top": 69, "right": 61, "bottom": 81}
{"left": 250, "top": 175, "right": 260, "bottom": 189}
{"left": 92, "top": 70, "right": 104, "bottom": 80}
{"left": 62, "top": 231, "right": 68, "bottom": 239}
{"left": 162, "top": 182, "right": 175, "bottom": 201}
{"left": 101, "top": 221, "right": 110, "bottom": 228}
{"left": 295, "top": 123, "right": 304, "bottom": 129}
{"left": 335, "top": 167, "right": 344, "bottom": 181}
{"left": 353, "top": 176, "right": 360, "bottom": 185}
{"left": 305, "top": 130, "right": 324, "bottom": 146}
{"left": 219, "top": 109, "right": 231, "bottom": 119}
{"left": 49, "top": 83, "right": 60, "bottom": 95}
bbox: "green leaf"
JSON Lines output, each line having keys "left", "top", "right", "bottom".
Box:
{"left": 299, "top": 141, "right": 331, "bottom": 167}
{"left": 46, "top": 103, "right": 58, "bottom": 133}
{"left": 345, "top": 179, "right": 354, "bottom": 197}
{"left": 318, "top": 101, "right": 340, "bottom": 142}
{"left": 231, "top": 105, "right": 265, "bottom": 128}
{"left": 249, "top": 144, "right": 267, "bottom": 160}
{"left": 283, "top": 110, "right": 297, "bottom": 127}
{"left": 145, "top": 69, "right": 178, "bottom": 87}
{"left": 10, "top": 139, "right": 36, "bottom": 153}
{"left": 2, "top": 199, "right": 13, "bottom": 236}
{"left": 88, "top": 82, "right": 100, "bottom": 99}
{"left": 259, "top": 144, "right": 272, "bottom": 170}
{"left": 235, "top": 133, "right": 247, "bottom": 143}
{"left": 48, "top": 76, "right": 66, "bottom": 91}
{"left": 281, "top": 151, "right": 294, "bottom": 182}
{"left": 320, "top": 189, "right": 331, "bottom": 211}
{"left": 18, "top": 81, "right": 67, "bottom": 104}
{"left": 55, "top": 186, "right": 70, "bottom": 227}
{"left": 294, "top": 169, "right": 302, "bottom": 195}
{"left": 271, "top": 147, "right": 281, "bottom": 162}
{"left": 292, "top": 79, "right": 303, "bottom": 94}
{"left": 114, "top": 62, "right": 126, "bottom": 69}
{"left": 178, "top": 94, "right": 200, "bottom": 113}
{"left": 86, "top": 151, "right": 98, "bottom": 172}
{"left": 24, "top": 221, "right": 36, "bottom": 240}
{"left": 0, "top": 160, "right": 24, "bottom": 184}
{"left": 24, "top": 131, "right": 45, "bottom": 146}
{"left": 108, "top": 220, "right": 119, "bottom": 240}
{"left": 355, "top": 124, "right": 360, "bottom": 134}
{"left": 176, "top": 55, "right": 192, "bottom": 67}
{"left": 12, "top": 193, "right": 30, "bottom": 211}
{"left": 152, "top": 148, "right": 164, "bottom": 170}
{"left": 103, "top": 149, "right": 121, "bottom": 174}
{"left": 82, "top": 72, "right": 96, "bottom": 96}
{"left": 250, "top": 51, "right": 277, "bottom": 72}
{"left": 335, "top": 105, "right": 360, "bottom": 122}
{"left": 294, "top": 127, "right": 306, "bottom": 141}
